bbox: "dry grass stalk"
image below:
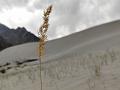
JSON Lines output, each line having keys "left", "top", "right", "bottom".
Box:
{"left": 38, "top": 5, "right": 52, "bottom": 90}
{"left": 38, "top": 5, "right": 52, "bottom": 57}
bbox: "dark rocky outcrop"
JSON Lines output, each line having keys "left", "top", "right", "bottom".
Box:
{"left": 0, "top": 23, "right": 39, "bottom": 51}
{"left": 0, "top": 36, "right": 12, "bottom": 51}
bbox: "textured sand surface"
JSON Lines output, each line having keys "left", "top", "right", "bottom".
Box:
{"left": 0, "top": 20, "right": 120, "bottom": 90}
{"left": 0, "top": 48, "right": 120, "bottom": 90}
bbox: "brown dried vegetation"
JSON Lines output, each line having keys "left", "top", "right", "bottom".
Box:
{"left": 38, "top": 5, "right": 52, "bottom": 57}
{"left": 38, "top": 5, "right": 52, "bottom": 90}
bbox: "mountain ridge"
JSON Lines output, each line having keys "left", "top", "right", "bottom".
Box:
{"left": 0, "top": 23, "right": 39, "bottom": 51}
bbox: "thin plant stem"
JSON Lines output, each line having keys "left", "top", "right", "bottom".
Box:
{"left": 38, "top": 5, "right": 52, "bottom": 90}
{"left": 39, "top": 57, "right": 43, "bottom": 90}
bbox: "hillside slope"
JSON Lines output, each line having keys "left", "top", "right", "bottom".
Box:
{"left": 0, "top": 20, "right": 120, "bottom": 90}
{"left": 0, "top": 23, "right": 39, "bottom": 51}
{"left": 0, "top": 20, "right": 120, "bottom": 64}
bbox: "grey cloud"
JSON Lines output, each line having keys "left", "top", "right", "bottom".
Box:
{"left": 46, "top": 0, "right": 81, "bottom": 38}
{"left": 27, "top": 0, "right": 120, "bottom": 38}
{"left": 32, "top": 0, "right": 54, "bottom": 9}
{"left": 108, "top": 0, "right": 120, "bottom": 18}
{"left": 0, "top": 0, "right": 120, "bottom": 39}
{"left": 31, "top": 0, "right": 120, "bottom": 39}
{"left": 0, "top": 0, "right": 29, "bottom": 10}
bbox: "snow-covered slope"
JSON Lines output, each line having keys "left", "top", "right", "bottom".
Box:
{"left": 0, "top": 20, "right": 120, "bottom": 90}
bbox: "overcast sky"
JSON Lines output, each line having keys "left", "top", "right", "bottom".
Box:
{"left": 0, "top": 0, "right": 119, "bottom": 40}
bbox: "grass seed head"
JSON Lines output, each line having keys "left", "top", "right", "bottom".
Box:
{"left": 38, "top": 5, "right": 52, "bottom": 57}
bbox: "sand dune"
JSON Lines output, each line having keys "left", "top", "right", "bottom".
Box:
{"left": 0, "top": 20, "right": 120, "bottom": 64}
{"left": 0, "top": 20, "right": 120, "bottom": 90}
